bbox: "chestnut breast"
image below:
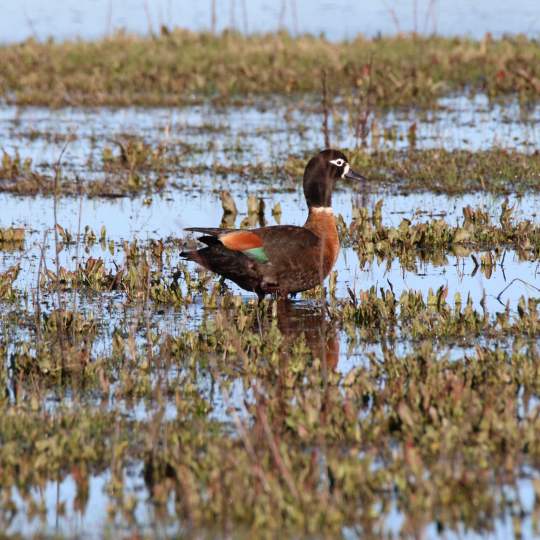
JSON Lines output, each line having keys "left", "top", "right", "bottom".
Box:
{"left": 304, "top": 207, "right": 340, "bottom": 278}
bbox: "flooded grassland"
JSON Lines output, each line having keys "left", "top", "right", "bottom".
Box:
{"left": 1, "top": 33, "right": 540, "bottom": 539}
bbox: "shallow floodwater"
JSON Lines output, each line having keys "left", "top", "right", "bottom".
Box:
{"left": 1, "top": 94, "right": 538, "bottom": 174}
{"left": 1, "top": 95, "right": 540, "bottom": 539}
{"left": 1, "top": 94, "right": 539, "bottom": 310}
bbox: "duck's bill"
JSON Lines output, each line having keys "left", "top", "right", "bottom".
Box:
{"left": 344, "top": 168, "right": 367, "bottom": 181}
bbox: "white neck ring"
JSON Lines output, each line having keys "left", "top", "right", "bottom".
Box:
{"left": 310, "top": 206, "right": 333, "bottom": 214}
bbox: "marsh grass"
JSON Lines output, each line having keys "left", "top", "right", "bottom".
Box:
{"left": 2, "top": 145, "right": 540, "bottom": 197}
{"left": 3, "top": 268, "right": 540, "bottom": 536}
{"left": 2, "top": 38, "right": 540, "bottom": 534}
{"left": 1, "top": 31, "right": 539, "bottom": 107}
{"left": 292, "top": 147, "right": 540, "bottom": 194}
{"left": 351, "top": 148, "right": 540, "bottom": 193}
{"left": 342, "top": 202, "right": 540, "bottom": 271}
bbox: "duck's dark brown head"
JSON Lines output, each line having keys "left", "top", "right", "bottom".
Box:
{"left": 303, "top": 149, "right": 366, "bottom": 208}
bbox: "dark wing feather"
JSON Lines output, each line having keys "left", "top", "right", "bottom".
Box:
{"left": 184, "top": 227, "right": 233, "bottom": 236}
{"left": 196, "top": 235, "right": 221, "bottom": 247}
{"left": 181, "top": 241, "right": 266, "bottom": 294}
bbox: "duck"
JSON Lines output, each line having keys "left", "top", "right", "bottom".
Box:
{"left": 181, "top": 149, "right": 366, "bottom": 301}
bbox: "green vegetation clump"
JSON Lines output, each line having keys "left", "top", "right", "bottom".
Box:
{"left": 343, "top": 201, "right": 540, "bottom": 267}
{"left": 1, "top": 31, "right": 539, "bottom": 107}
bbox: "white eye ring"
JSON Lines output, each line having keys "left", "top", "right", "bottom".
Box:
{"left": 330, "top": 158, "right": 345, "bottom": 167}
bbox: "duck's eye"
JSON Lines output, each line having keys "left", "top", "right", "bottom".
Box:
{"left": 330, "top": 158, "right": 345, "bottom": 167}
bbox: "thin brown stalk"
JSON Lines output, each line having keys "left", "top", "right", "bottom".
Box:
{"left": 278, "top": 0, "right": 286, "bottom": 30}
{"left": 70, "top": 175, "right": 83, "bottom": 342}
{"left": 229, "top": 0, "right": 236, "bottom": 30}
{"left": 143, "top": 0, "right": 154, "bottom": 36}
{"left": 290, "top": 0, "right": 298, "bottom": 35}
{"left": 321, "top": 69, "right": 330, "bottom": 148}
{"left": 220, "top": 383, "right": 272, "bottom": 494}
{"left": 355, "top": 54, "right": 374, "bottom": 148}
{"left": 383, "top": 1, "right": 401, "bottom": 33}
{"left": 257, "top": 397, "right": 300, "bottom": 500}
{"left": 211, "top": 0, "right": 217, "bottom": 33}
{"left": 240, "top": 0, "right": 248, "bottom": 33}
{"left": 52, "top": 140, "right": 71, "bottom": 371}
{"left": 34, "top": 230, "right": 49, "bottom": 344}
{"left": 105, "top": 0, "right": 113, "bottom": 37}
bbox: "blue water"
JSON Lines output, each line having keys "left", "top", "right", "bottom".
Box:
{"left": 1, "top": 0, "right": 539, "bottom": 44}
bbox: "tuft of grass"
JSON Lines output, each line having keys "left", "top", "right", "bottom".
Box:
{"left": 341, "top": 201, "right": 540, "bottom": 268}
{"left": 0, "top": 227, "right": 25, "bottom": 243}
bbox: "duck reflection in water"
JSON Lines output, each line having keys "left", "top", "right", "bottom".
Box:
{"left": 262, "top": 299, "right": 340, "bottom": 372}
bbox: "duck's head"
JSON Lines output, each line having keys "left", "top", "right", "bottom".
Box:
{"left": 303, "top": 149, "right": 366, "bottom": 209}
